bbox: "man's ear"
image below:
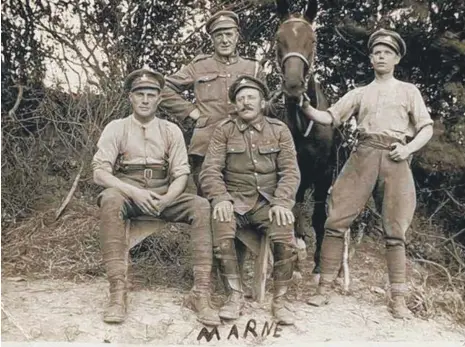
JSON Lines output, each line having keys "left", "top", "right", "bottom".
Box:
{"left": 260, "top": 99, "right": 266, "bottom": 110}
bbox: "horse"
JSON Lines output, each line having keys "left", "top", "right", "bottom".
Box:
{"left": 273, "top": 0, "right": 336, "bottom": 275}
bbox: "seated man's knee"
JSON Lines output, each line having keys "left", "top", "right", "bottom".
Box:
{"left": 98, "top": 188, "right": 126, "bottom": 208}
{"left": 213, "top": 238, "right": 235, "bottom": 260}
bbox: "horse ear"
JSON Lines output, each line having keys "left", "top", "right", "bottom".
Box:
{"left": 304, "top": 0, "right": 318, "bottom": 23}
{"left": 276, "top": 0, "right": 290, "bottom": 20}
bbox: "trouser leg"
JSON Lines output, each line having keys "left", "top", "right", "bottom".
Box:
{"left": 212, "top": 215, "right": 243, "bottom": 320}
{"left": 378, "top": 155, "right": 416, "bottom": 319}
{"left": 160, "top": 193, "right": 220, "bottom": 325}
{"left": 308, "top": 146, "right": 380, "bottom": 306}
{"left": 248, "top": 203, "right": 296, "bottom": 324}
{"left": 98, "top": 187, "right": 139, "bottom": 323}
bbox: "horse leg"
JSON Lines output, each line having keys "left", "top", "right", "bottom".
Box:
{"left": 311, "top": 173, "right": 332, "bottom": 274}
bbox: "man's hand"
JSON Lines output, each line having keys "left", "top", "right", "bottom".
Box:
{"left": 389, "top": 143, "right": 411, "bottom": 162}
{"left": 129, "top": 188, "right": 162, "bottom": 216}
{"left": 269, "top": 206, "right": 295, "bottom": 226}
{"left": 213, "top": 201, "right": 234, "bottom": 222}
{"left": 189, "top": 108, "right": 201, "bottom": 121}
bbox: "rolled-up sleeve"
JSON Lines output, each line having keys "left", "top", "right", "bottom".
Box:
{"left": 199, "top": 126, "right": 234, "bottom": 207}
{"left": 158, "top": 63, "right": 197, "bottom": 122}
{"left": 409, "top": 86, "right": 434, "bottom": 132}
{"left": 327, "top": 88, "right": 362, "bottom": 127}
{"left": 92, "top": 120, "right": 122, "bottom": 173}
{"left": 271, "top": 126, "right": 301, "bottom": 209}
{"left": 167, "top": 124, "right": 190, "bottom": 179}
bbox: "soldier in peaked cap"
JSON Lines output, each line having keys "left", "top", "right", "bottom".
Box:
{"left": 158, "top": 10, "right": 265, "bottom": 195}
{"left": 301, "top": 29, "right": 433, "bottom": 319}
{"left": 92, "top": 68, "right": 220, "bottom": 326}
{"left": 200, "top": 75, "right": 301, "bottom": 325}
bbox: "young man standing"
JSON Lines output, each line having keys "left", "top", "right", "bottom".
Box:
{"left": 302, "top": 29, "right": 433, "bottom": 319}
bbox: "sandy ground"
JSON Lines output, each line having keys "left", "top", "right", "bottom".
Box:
{"left": 2, "top": 277, "right": 464, "bottom": 346}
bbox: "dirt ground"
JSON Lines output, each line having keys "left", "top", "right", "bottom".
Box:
{"left": 2, "top": 260, "right": 464, "bottom": 346}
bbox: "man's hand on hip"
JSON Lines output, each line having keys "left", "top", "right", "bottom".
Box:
{"left": 189, "top": 108, "right": 201, "bottom": 121}
{"left": 389, "top": 143, "right": 411, "bottom": 162}
{"left": 269, "top": 206, "right": 295, "bottom": 226}
{"left": 213, "top": 201, "right": 234, "bottom": 222}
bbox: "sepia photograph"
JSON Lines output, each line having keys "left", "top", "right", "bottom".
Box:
{"left": 1, "top": 0, "right": 464, "bottom": 346}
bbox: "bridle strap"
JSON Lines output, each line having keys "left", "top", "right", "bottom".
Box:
{"left": 281, "top": 52, "right": 310, "bottom": 69}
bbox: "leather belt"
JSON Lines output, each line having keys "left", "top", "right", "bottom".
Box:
{"left": 119, "top": 164, "right": 168, "bottom": 179}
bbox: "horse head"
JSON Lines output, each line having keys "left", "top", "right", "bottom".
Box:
{"left": 275, "top": 0, "right": 318, "bottom": 101}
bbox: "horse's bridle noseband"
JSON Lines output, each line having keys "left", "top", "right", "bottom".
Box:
{"left": 278, "top": 17, "right": 314, "bottom": 73}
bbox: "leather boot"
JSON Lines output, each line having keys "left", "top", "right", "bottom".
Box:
{"left": 187, "top": 290, "right": 221, "bottom": 326}
{"left": 307, "top": 235, "right": 343, "bottom": 307}
{"left": 272, "top": 243, "right": 296, "bottom": 325}
{"left": 103, "top": 278, "right": 127, "bottom": 323}
{"left": 189, "top": 265, "right": 221, "bottom": 326}
{"left": 220, "top": 289, "right": 243, "bottom": 320}
{"left": 389, "top": 294, "right": 413, "bottom": 319}
{"left": 215, "top": 239, "right": 243, "bottom": 320}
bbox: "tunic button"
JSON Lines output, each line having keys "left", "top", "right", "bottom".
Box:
{"left": 250, "top": 130, "right": 254, "bottom": 134}
{"left": 227, "top": 74, "right": 231, "bottom": 77}
{"left": 252, "top": 144, "right": 256, "bottom": 148}
{"left": 231, "top": 148, "right": 235, "bottom": 151}
{"left": 253, "top": 159, "right": 257, "bottom": 163}
{"left": 254, "top": 172, "right": 258, "bottom": 176}
{"left": 257, "top": 186, "right": 260, "bottom": 189}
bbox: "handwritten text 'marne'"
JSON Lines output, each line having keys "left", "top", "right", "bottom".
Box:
{"left": 197, "top": 319, "right": 284, "bottom": 342}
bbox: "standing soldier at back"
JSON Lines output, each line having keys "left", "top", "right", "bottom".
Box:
{"left": 159, "top": 10, "right": 263, "bottom": 192}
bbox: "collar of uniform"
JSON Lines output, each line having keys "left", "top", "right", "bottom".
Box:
{"left": 130, "top": 113, "right": 159, "bottom": 128}
{"left": 213, "top": 52, "right": 239, "bottom": 65}
{"left": 234, "top": 115, "right": 265, "bottom": 132}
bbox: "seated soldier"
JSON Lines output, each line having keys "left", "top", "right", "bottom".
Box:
{"left": 199, "top": 76, "right": 301, "bottom": 325}
{"left": 92, "top": 68, "right": 220, "bottom": 326}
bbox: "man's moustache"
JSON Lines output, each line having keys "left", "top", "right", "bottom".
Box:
{"left": 239, "top": 106, "right": 254, "bottom": 112}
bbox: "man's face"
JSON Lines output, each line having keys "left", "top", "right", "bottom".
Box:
{"left": 129, "top": 88, "right": 160, "bottom": 119}
{"left": 211, "top": 28, "right": 239, "bottom": 57}
{"left": 369, "top": 44, "right": 400, "bottom": 74}
{"left": 235, "top": 88, "right": 265, "bottom": 122}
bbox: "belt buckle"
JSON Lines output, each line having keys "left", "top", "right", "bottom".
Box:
{"left": 144, "top": 168, "right": 153, "bottom": 179}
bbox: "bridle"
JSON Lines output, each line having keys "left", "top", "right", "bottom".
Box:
{"left": 278, "top": 17, "right": 314, "bottom": 78}
{"left": 277, "top": 17, "right": 316, "bottom": 137}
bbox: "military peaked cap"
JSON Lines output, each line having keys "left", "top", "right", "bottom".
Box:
{"left": 205, "top": 10, "right": 239, "bottom": 34}
{"left": 228, "top": 75, "right": 269, "bottom": 103}
{"left": 368, "top": 29, "right": 407, "bottom": 57}
{"left": 124, "top": 68, "right": 165, "bottom": 92}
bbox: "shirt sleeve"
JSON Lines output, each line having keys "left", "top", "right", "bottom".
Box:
{"left": 271, "top": 125, "right": 301, "bottom": 210}
{"left": 166, "top": 123, "right": 191, "bottom": 180}
{"left": 92, "top": 120, "right": 122, "bottom": 173}
{"left": 327, "top": 88, "right": 362, "bottom": 127}
{"left": 408, "top": 85, "right": 434, "bottom": 132}
{"left": 199, "top": 125, "right": 234, "bottom": 207}
{"left": 158, "top": 63, "right": 197, "bottom": 122}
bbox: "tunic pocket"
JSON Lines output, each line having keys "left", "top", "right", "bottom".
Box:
{"left": 195, "top": 74, "right": 221, "bottom": 102}
{"left": 226, "top": 142, "right": 246, "bottom": 154}
{"left": 258, "top": 143, "right": 281, "bottom": 154}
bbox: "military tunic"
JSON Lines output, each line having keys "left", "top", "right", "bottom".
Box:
{"left": 200, "top": 115, "right": 300, "bottom": 244}
{"left": 159, "top": 54, "right": 263, "bottom": 157}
